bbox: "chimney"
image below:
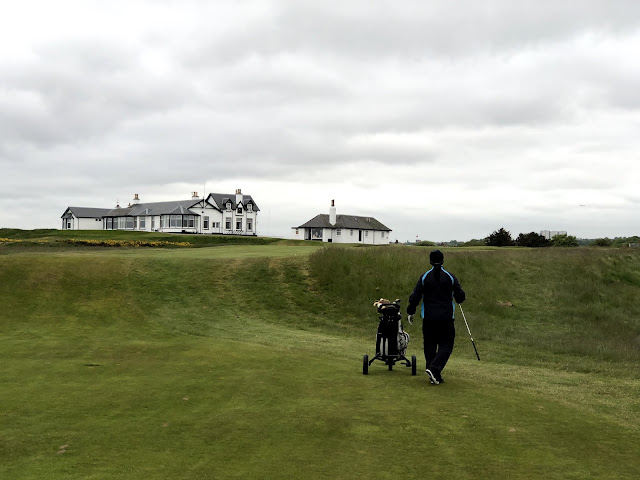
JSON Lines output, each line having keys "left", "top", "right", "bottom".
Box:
{"left": 329, "top": 199, "right": 336, "bottom": 225}
{"left": 236, "top": 188, "right": 242, "bottom": 205}
{"left": 192, "top": 191, "right": 199, "bottom": 200}
{"left": 132, "top": 193, "right": 140, "bottom": 205}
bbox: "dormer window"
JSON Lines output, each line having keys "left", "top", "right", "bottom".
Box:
{"left": 226, "top": 202, "right": 231, "bottom": 211}
{"left": 247, "top": 204, "right": 253, "bottom": 212}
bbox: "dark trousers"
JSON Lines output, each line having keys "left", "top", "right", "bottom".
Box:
{"left": 422, "top": 320, "right": 455, "bottom": 376}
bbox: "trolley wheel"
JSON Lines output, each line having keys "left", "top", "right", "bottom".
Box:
{"left": 362, "top": 355, "right": 369, "bottom": 375}
{"left": 411, "top": 355, "right": 417, "bottom": 376}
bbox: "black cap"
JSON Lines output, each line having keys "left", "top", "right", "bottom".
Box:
{"left": 429, "top": 249, "right": 444, "bottom": 266}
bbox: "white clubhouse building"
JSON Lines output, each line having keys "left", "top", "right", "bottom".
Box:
{"left": 61, "top": 190, "right": 259, "bottom": 236}
{"left": 292, "top": 200, "right": 391, "bottom": 244}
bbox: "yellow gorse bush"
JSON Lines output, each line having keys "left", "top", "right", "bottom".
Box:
{"left": 67, "top": 239, "right": 191, "bottom": 247}
{"left": 0, "top": 237, "right": 191, "bottom": 248}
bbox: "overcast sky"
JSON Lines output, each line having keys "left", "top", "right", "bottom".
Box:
{"left": 1, "top": 0, "right": 639, "bottom": 242}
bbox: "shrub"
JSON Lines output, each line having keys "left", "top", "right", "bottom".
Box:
{"left": 486, "top": 228, "right": 515, "bottom": 247}
{"left": 415, "top": 240, "right": 436, "bottom": 246}
{"left": 460, "top": 239, "right": 485, "bottom": 247}
{"left": 592, "top": 238, "right": 613, "bottom": 247}
{"left": 515, "top": 232, "right": 550, "bottom": 248}
{"left": 551, "top": 234, "right": 579, "bottom": 247}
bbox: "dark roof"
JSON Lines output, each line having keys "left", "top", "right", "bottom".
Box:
{"left": 104, "top": 200, "right": 201, "bottom": 217}
{"left": 296, "top": 214, "right": 391, "bottom": 231}
{"left": 68, "top": 192, "right": 260, "bottom": 218}
{"left": 207, "top": 193, "right": 260, "bottom": 212}
{"left": 62, "top": 207, "right": 112, "bottom": 219}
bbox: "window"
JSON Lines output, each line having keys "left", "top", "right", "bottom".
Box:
{"left": 165, "top": 215, "right": 195, "bottom": 229}
{"left": 139, "top": 217, "right": 145, "bottom": 229}
{"left": 237, "top": 206, "right": 243, "bottom": 215}
{"left": 226, "top": 202, "right": 231, "bottom": 210}
{"left": 107, "top": 218, "right": 113, "bottom": 229}
{"left": 337, "top": 229, "right": 341, "bottom": 236}
{"left": 381, "top": 231, "right": 384, "bottom": 238}
{"left": 204, "top": 216, "right": 209, "bottom": 229}
{"left": 236, "top": 219, "right": 242, "bottom": 230}
{"left": 160, "top": 216, "right": 164, "bottom": 228}
{"left": 125, "top": 217, "right": 134, "bottom": 229}
{"left": 169, "top": 215, "right": 180, "bottom": 228}
{"left": 350, "top": 230, "right": 353, "bottom": 236}
{"left": 247, "top": 219, "right": 253, "bottom": 232}
{"left": 225, "top": 218, "right": 232, "bottom": 230}
{"left": 365, "top": 231, "right": 369, "bottom": 237}
{"left": 247, "top": 204, "right": 253, "bottom": 212}
{"left": 67, "top": 221, "right": 71, "bottom": 229}
{"left": 295, "top": 228, "right": 299, "bottom": 235}
{"left": 151, "top": 217, "right": 155, "bottom": 230}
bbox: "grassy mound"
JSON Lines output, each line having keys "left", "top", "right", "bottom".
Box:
{"left": 0, "top": 228, "right": 290, "bottom": 248}
{"left": 0, "top": 245, "right": 638, "bottom": 479}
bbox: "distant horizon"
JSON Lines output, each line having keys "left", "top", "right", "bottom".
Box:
{"left": 2, "top": 225, "right": 638, "bottom": 245}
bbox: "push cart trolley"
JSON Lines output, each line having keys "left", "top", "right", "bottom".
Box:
{"left": 363, "top": 299, "right": 417, "bottom": 375}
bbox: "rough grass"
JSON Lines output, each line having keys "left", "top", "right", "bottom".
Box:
{"left": 309, "top": 246, "right": 640, "bottom": 374}
{"left": 0, "top": 245, "right": 638, "bottom": 479}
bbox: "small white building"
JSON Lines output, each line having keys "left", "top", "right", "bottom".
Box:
{"left": 291, "top": 200, "right": 392, "bottom": 244}
{"left": 61, "top": 207, "right": 112, "bottom": 230}
{"left": 61, "top": 190, "right": 260, "bottom": 235}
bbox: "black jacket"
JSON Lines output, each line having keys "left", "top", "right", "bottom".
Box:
{"left": 407, "top": 266, "right": 465, "bottom": 321}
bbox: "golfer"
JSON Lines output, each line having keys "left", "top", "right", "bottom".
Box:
{"left": 407, "top": 250, "right": 465, "bottom": 385}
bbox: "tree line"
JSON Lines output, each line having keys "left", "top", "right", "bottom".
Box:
{"left": 476, "top": 228, "right": 639, "bottom": 247}
{"left": 415, "top": 231, "right": 639, "bottom": 248}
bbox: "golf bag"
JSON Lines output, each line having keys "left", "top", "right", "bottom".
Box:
{"left": 375, "top": 302, "right": 410, "bottom": 356}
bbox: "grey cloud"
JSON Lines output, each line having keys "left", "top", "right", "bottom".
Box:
{"left": 186, "top": 0, "right": 640, "bottom": 63}
{"left": 623, "top": 193, "right": 640, "bottom": 206}
{"left": 0, "top": 42, "right": 193, "bottom": 147}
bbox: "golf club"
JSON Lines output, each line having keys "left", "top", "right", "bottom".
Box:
{"left": 458, "top": 304, "right": 480, "bottom": 361}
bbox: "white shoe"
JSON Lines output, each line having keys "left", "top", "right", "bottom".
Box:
{"left": 425, "top": 369, "right": 439, "bottom": 385}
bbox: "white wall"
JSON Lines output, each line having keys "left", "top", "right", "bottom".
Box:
{"left": 153, "top": 203, "right": 259, "bottom": 235}
{"left": 217, "top": 205, "right": 258, "bottom": 235}
{"left": 291, "top": 227, "right": 305, "bottom": 240}
{"left": 78, "top": 217, "right": 103, "bottom": 230}
{"left": 326, "top": 228, "right": 353, "bottom": 244}
{"left": 288, "top": 227, "right": 391, "bottom": 244}
{"left": 62, "top": 215, "right": 104, "bottom": 230}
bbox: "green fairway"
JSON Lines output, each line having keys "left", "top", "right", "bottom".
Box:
{"left": 1, "top": 240, "right": 638, "bottom": 479}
